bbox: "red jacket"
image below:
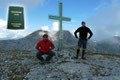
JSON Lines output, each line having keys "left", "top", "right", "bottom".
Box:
{"left": 36, "top": 40, "right": 55, "bottom": 53}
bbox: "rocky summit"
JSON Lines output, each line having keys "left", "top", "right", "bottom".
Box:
{"left": 0, "top": 48, "right": 120, "bottom": 80}
{"left": 0, "top": 30, "right": 120, "bottom": 80}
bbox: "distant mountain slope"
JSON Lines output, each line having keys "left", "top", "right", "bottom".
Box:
{"left": 0, "top": 29, "right": 119, "bottom": 54}
{"left": 0, "top": 30, "right": 77, "bottom": 50}
{"left": 95, "top": 36, "right": 120, "bottom": 54}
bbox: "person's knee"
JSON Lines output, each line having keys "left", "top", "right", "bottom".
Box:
{"left": 83, "top": 48, "right": 85, "bottom": 50}
{"left": 36, "top": 51, "right": 42, "bottom": 57}
{"left": 77, "top": 46, "right": 80, "bottom": 50}
{"left": 83, "top": 46, "right": 86, "bottom": 50}
{"left": 83, "top": 48, "right": 86, "bottom": 51}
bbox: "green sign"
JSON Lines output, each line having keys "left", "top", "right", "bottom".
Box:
{"left": 7, "top": 6, "right": 24, "bottom": 29}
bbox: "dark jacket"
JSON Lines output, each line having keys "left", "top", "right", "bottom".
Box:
{"left": 74, "top": 26, "right": 93, "bottom": 40}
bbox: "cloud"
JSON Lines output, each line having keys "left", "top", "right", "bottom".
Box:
{"left": 71, "top": 20, "right": 77, "bottom": 23}
{"left": 70, "top": 30, "right": 75, "bottom": 36}
{"left": 115, "top": 32, "right": 120, "bottom": 37}
{"left": 52, "top": 22, "right": 59, "bottom": 31}
{"left": 0, "top": 19, "right": 8, "bottom": 38}
{"left": 88, "top": 1, "right": 120, "bottom": 40}
{"left": 41, "top": 26, "right": 49, "bottom": 31}
{"left": 0, "top": 0, "right": 46, "bottom": 8}
{"left": 95, "top": 2, "right": 107, "bottom": 10}
{"left": 0, "top": 19, "right": 31, "bottom": 40}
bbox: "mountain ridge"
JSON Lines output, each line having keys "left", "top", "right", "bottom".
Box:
{"left": 0, "top": 29, "right": 120, "bottom": 54}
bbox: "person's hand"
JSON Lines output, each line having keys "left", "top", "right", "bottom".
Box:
{"left": 37, "top": 49, "right": 40, "bottom": 51}
{"left": 49, "top": 48, "right": 52, "bottom": 51}
{"left": 37, "top": 48, "right": 41, "bottom": 51}
{"left": 77, "top": 38, "right": 80, "bottom": 40}
{"left": 86, "top": 38, "right": 89, "bottom": 40}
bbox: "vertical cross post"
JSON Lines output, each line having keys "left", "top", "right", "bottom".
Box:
{"left": 59, "top": 3, "right": 63, "bottom": 50}
{"left": 49, "top": 2, "right": 71, "bottom": 50}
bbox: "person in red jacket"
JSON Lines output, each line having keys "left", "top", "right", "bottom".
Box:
{"left": 36, "top": 34, "right": 55, "bottom": 63}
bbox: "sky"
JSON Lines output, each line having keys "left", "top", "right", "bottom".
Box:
{"left": 0, "top": 0, "right": 120, "bottom": 40}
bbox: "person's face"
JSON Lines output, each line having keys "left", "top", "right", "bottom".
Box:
{"left": 82, "top": 23, "right": 85, "bottom": 26}
{"left": 43, "top": 36, "right": 48, "bottom": 41}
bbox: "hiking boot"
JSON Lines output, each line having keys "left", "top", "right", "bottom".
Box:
{"left": 39, "top": 61, "right": 45, "bottom": 65}
{"left": 45, "top": 58, "right": 51, "bottom": 64}
{"left": 45, "top": 61, "right": 50, "bottom": 64}
{"left": 81, "top": 57, "right": 86, "bottom": 60}
{"left": 72, "top": 56, "right": 79, "bottom": 59}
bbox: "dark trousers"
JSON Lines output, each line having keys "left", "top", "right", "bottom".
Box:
{"left": 36, "top": 51, "right": 55, "bottom": 61}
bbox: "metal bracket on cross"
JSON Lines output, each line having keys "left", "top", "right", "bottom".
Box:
{"left": 49, "top": 2, "right": 71, "bottom": 50}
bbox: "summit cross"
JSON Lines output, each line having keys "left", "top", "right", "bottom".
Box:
{"left": 49, "top": 2, "right": 71, "bottom": 50}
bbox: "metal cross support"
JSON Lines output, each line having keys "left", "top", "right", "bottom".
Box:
{"left": 49, "top": 2, "right": 71, "bottom": 50}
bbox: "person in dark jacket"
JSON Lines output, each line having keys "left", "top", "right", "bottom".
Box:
{"left": 36, "top": 34, "right": 55, "bottom": 63}
{"left": 74, "top": 21, "right": 93, "bottom": 59}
